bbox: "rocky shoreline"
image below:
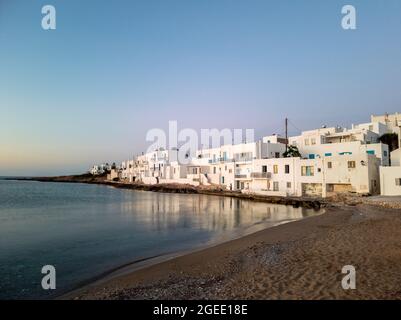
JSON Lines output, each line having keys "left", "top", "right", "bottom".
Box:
{"left": 8, "top": 174, "right": 326, "bottom": 210}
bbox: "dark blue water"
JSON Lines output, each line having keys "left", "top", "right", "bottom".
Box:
{"left": 0, "top": 180, "right": 320, "bottom": 299}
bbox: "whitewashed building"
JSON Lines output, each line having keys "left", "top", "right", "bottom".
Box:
{"left": 114, "top": 113, "right": 401, "bottom": 198}
{"left": 288, "top": 126, "right": 389, "bottom": 166}
{"left": 90, "top": 163, "right": 111, "bottom": 175}
{"left": 380, "top": 148, "right": 401, "bottom": 196}
{"left": 371, "top": 112, "right": 401, "bottom": 146}
{"left": 248, "top": 153, "right": 380, "bottom": 197}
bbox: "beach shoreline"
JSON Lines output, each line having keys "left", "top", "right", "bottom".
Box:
{"left": 7, "top": 175, "right": 401, "bottom": 300}
{"left": 61, "top": 204, "right": 401, "bottom": 300}
{"left": 58, "top": 211, "right": 323, "bottom": 300}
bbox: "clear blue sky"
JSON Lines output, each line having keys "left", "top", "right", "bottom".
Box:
{"left": 1, "top": 0, "right": 401, "bottom": 176}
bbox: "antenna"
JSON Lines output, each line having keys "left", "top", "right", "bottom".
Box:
{"left": 285, "top": 117, "right": 288, "bottom": 152}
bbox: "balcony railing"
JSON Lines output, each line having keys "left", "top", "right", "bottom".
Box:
{"left": 208, "top": 158, "right": 234, "bottom": 164}
{"left": 235, "top": 174, "right": 248, "bottom": 179}
{"left": 250, "top": 172, "right": 271, "bottom": 179}
{"left": 234, "top": 157, "right": 253, "bottom": 162}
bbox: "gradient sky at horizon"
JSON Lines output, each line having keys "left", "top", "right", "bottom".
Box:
{"left": 1, "top": 0, "right": 401, "bottom": 176}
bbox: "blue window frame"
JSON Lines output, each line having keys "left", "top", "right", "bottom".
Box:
{"left": 308, "top": 154, "right": 315, "bottom": 159}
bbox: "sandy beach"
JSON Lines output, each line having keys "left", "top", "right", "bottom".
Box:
{"left": 62, "top": 203, "right": 401, "bottom": 300}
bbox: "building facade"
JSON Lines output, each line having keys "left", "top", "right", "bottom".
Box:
{"left": 114, "top": 113, "right": 401, "bottom": 197}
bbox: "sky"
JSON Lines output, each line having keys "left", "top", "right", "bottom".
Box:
{"left": 1, "top": 0, "right": 401, "bottom": 176}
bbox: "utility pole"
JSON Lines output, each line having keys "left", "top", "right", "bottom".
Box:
{"left": 285, "top": 117, "right": 288, "bottom": 152}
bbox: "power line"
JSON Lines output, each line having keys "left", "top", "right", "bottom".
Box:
{"left": 288, "top": 119, "right": 303, "bottom": 135}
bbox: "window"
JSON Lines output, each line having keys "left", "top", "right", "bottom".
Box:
{"left": 262, "top": 165, "right": 267, "bottom": 173}
{"left": 384, "top": 151, "right": 388, "bottom": 157}
{"left": 309, "top": 154, "right": 315, "bottom": 159}
{"left": 327, "top": 162, "right": 332, "bottom": 169}
{"left": 348, "top": 161, "right": 356, "bottom": 169}
{"left": 273, "top": 181, "right": 279, "bottom": 191}
{"left": 287, "top": 182, "right": 291, "bottom": 188}
{"left": 396, "top": 178, "right": 401, "bottom": 186}
{"left": 273, "top": 165, "right": 278, "bottom": 174}
{"left": 221, "top": 176, "right": 225, "bottom": 184}
{"left": 275, "top": 152, "right": 280, "bottom": 158}
{"left": 325, "top": 153, "right": 332, "bottom": 157}
{"left": 367, "top": 150, "right": 375, "bottom": 155}
{"left": 311, "top": 138, "right": 316, "bottom": 145}
{"left": 285, "top": 165, "right": 290, "bottom": 174}
{"left": 301, "top": 166, "right": 314, "bottom": 176}
{"left": 229, "top": 169, "right": 232, "bottom": 173}
{"left": 304, "top": 139, "right": 310, "bottom": 146}
{"left": 225, "top": 166, "right": 227, "bottom": 171}
{"left": 213, "top": 167, "right": 217, "bottom": 174}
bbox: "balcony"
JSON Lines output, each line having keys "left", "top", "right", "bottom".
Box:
{"left": 250, "top": 172, "right": 271, "bottom": 179}
{"left": 234, "top": 157, "right": 253, "bottom": 163}
{"left": 208, "top": 158, "right": 234, "bottom": 164}
{"left": 235, "top": 174, "right": 248, "bottom": 179}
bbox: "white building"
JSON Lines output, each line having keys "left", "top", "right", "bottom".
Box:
{"left": 192, "top": 138, "right": 287, "bottom": 190}
{"left": 371, "top": 112, "right": 401, "bottom": 145}
{"left": 115, "top": 113, "right": 400, "bottom": 198}
{"left": 289, "top": 126, "right": 389, "bottom": 166}
{"left": 380, "top": 148, "right": 401, "bottom": 196}
{"left": 248, "top": 153, "right": 380, "bottom": 197}
{"left": 90, "top": 163, "right": 111, "bottom": 175}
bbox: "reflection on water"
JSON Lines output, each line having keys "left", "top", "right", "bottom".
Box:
{"left": 0, "top": 180, "right": 320, "bottom": 299}
{"left": 120, "top": 193, "right": 313, "bottom": 235}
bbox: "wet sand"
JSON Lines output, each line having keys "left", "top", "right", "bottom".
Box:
{"left": 63, "top": 204, "right": 401, "bottom": 300}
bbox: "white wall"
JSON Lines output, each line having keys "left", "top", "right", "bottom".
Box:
{"left": 391, "top": 148, "right": 401, "bottom": 166}
{"left": 380, "top": 166, "right": 401, "bottom": 196}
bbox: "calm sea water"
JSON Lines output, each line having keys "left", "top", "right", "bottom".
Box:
{"left": 0, "top": 180, "right": 320, "bottom": 299}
